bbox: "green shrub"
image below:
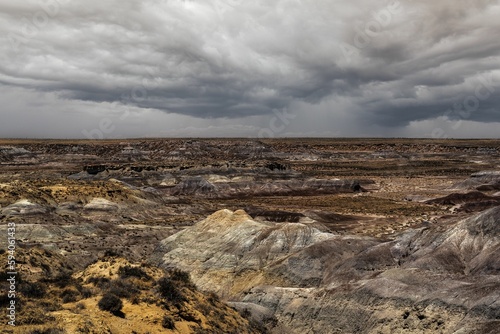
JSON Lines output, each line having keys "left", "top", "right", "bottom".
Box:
{"left": 118, "top": 265, "right": 151, "bottom": 280}
{"left": 97, "top": 293, "right": 123, "bottom": 316}
{"left": 79, "top": 287, "right": 93, "bottom": 298}
{"left": 86, "top": 276, "right": 110, "bottom": 288}
{"left": 0, "top": 293, "right": 10, "bottom": 308}
{"left": 49, "top": 272, "right": 73, "bottom": 288}
{"left": 107, "top": 279, "right": 138, "bottom": 299}
{"left": 161, "top": 315, "right": 176, "bottom": 329}
{"left": 60, "top": 289, "right": 79, "bottom": 303}
{"left": 40, "top": 300, "right": 62, "bottom": 312}
{"left": 103, "top": 249, "right": 120, "bottom": 257}
{"left": 157, "top": 277, "right": 185, "bottom": 303}
{"left": 169, "top": 269, "right": 192, "bottom": 286}
{"left": 20, "top": 281, "right": 46, "bottom": 299}
{"left": 18, "top": 308, "right": 55, "bottom": 325}
{"left": 207, "top": 291, "right": 220, "bottom": 305}
{"left": 240, "top": 308, "right": 252, "bottom": 319}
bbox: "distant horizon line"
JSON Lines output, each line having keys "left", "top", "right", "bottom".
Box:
{"left": 1, "top": 137, "right": 499, "bottom": 141}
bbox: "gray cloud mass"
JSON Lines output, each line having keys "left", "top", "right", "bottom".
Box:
{"left": 0, "top": 0, "right": 499, "bottom": 138}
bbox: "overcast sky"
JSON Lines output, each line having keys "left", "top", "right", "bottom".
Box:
{"left": 0, "top": 0, "right": 499, "bottom": 138}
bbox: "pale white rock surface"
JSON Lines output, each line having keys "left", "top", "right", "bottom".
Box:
{"left": 2, "top": 199, "right": 47, "bottom": 215}
{"left": 83, "top": 198, "right": 119, "bottom": 211}
{"left": 153, "top": 209, "right": 334, "bottom": 296}
{"left": 152, "top": 207, "right": 500, "bottom": 334}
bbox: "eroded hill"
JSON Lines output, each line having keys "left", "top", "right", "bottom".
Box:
{"left": 0, "top": 246, "right": 263, "bottom": 334}
{"left": 1, "top": 138, "right": 499, "bottom": 333}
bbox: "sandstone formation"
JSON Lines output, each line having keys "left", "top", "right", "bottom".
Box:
{"left": 1, "top": 138, "right": 499, "bottom": 333}
{"left": 153, "top": 208, "right": 500, "bottom": 333}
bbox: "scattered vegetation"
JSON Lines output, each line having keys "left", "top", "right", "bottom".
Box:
{"left": 118, "top": 265, "right": 151, "bottom": 280}
{"left": 50, "top": 272, "right": 74, "bottom": 288}
{"left": 5, "top": 246, "right": 258, "bottom": 333}
{"left": 240, "top": 308, "right": 252, "bottom": 319}
{"left": 60, "top": 288, "right": 80, "bottom": 303}
{"left": 17, "top": 308, "right": 56, "bottom": 325}
{"left": 97, "top": 293, "right": 123, "bottom": 316}
{"left": 28, "top": 328, "right": 65, "bottom": 334}
{"left": 207, "top": 291, "right": 220, "bottom": 305}
{"left": 75, "top": 302, "right": 86, "bottom": 310}
{"left": 38, "top": 300, "right": 62, "bottom": 312}
{"left": 86, "top": 276, "right": 110, "bottom": 288}
{"left": 0, "top": 293, "right": 10, "bottom": 307}
{"left": 19, "top": 281, "right": 46, "bottom": 299}
{"left": 107, "top": 278, "right": 139, "bottom": 299}
{"left": 155, "top": 268, "right": 195, "bottom": 306}
{"left": 161, "top": 314, "right": 176, "bottom": 329}
{"left": 103, "top": 249, "right": 121, "bottom": 257}
{"left": 157, "top": 276, "right": 185, "bottom": 304}
{"left": 169, "top": 268, "right": 193, "bottom": 286}
{"left": 79, "top": 286, "right": 93, "bottom": 298}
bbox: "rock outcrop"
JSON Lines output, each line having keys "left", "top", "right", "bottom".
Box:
{"left": 168, "top": 177, "right": 361, "bottom": 198}
{"left": 152, "top": 209, "right": 334, "bottom": 296}
{"left": 450, "top": 171, "right": 500, "bottom": 191}
{"left": 83, "top": 197, "right": 120, "bottom": 211}
{"left": 1, "top": 199, "right": 47, "bottom": 215}
{"left": 152, "top": 208, "right": 500, "bottom": 333}
{"left": 425, "top": 191, "right": 500, "bottom": 212}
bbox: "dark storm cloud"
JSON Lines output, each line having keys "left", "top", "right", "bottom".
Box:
{"left": 0, "top": 0, "right": 499, "bottom": 137}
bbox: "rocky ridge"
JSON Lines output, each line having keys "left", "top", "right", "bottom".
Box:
{"left": 152, "top": 208, "right": 500, "bottom": 333}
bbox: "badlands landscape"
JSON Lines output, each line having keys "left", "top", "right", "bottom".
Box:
{"left": 1, "top": 138, "right": 499, "bottom": 333}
